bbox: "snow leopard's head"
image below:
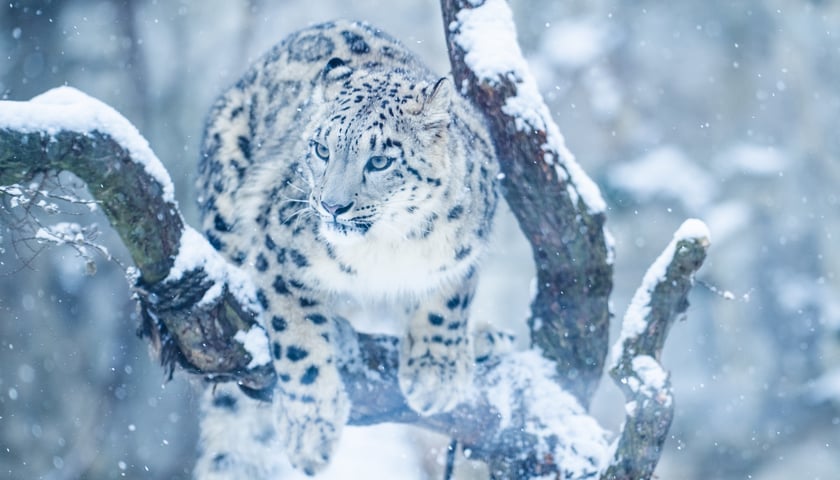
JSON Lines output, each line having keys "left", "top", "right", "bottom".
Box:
{"left": 302, "top": 58, "right": 454, "bottom": 245}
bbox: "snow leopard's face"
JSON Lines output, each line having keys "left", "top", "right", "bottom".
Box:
{"left": 302, "top": 64, "right": 452, "bottom": 245}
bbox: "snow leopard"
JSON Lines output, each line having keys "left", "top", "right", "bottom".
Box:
{"left": 195, "top": 20, "right": 498, "bottom": 477}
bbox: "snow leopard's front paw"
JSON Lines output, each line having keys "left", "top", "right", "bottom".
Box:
{"left": 274, "top": 370, "right": 349, "bottom": 475}
{"left": 398, "top": 335, "right": 472, "bottom": 416}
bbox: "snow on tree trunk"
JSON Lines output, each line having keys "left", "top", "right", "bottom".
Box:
{"left": 441, "top": 0, "right": 614, "bottom": 408}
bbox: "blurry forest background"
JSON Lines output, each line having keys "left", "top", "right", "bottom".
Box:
{"left": 2, "top": 0, "right": 839, "bottom": 478}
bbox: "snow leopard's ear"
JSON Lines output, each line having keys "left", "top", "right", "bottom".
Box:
{"left": 322, "top": 57, "right": 353, "bottom": 83}
{"left": 316, "top": 57, "right": 353, "bottom": 102}
{"left": 419, "top": 77, "right": 452, "bottom": 132}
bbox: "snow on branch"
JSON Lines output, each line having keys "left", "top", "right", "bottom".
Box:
{"left": 0, "top": 86, "right": 175, "bottom": 203}
{"left": 602, "top": 219, "right": 710, "bottom": 480}
{"left": 441, "top": 0, "right": 613, "bottom": 407}
{"left": 0, "top": 88, "right": 275, "bottom": 392}
{"left": 343, "top": 330, "right": 612, "bottom": 479}
{"left": 451, "top": 0, "right": 605, "bottom": 214}
{"left": 441, "top": 3, "right": 711, "bottom": 477}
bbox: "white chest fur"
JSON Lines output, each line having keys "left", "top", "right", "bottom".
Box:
{"left": 306, "top": 220, "right": 475, "bottom": 302}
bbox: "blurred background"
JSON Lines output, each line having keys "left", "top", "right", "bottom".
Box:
{"left": 1, "top": 0, "right": 838, "bottom": 478}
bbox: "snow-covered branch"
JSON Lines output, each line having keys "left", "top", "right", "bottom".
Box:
{"left": 0, "top": 87, "right": 275, "bottom": 393}
{"left": 343, "top": 331, "right": 609, "bottom": 479}
{"left": 441, "top": 0, "right": 614, "bottom": 406}
{"left": 602, "top": 220, "right": 710, "bottom": 480}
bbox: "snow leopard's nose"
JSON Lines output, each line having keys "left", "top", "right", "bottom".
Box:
{"left": 321, "top": 200, "right": 354, "bottom": 218}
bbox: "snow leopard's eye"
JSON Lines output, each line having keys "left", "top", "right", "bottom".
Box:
{"left": 311, "top": 141, "right": 330, "bottom": 161}
{"left": 365, "top": 155, "right": 394, "bottom": 172}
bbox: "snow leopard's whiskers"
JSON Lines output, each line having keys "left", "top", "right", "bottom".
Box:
{"left": 285, "top": 178, "right": 310, "bottom": 195}
{"left": 276, "top": 194, "right": 309, "bottom": 207}
{"left": 282, "top": 205, "right": 314, "bottom": 226}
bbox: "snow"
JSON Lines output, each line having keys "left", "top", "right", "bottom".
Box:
{"left": 608, "top": 146, "right": 716, "bottom": 211}
{"left": 704, "top": 201, "right": 751, "bottom": 245}
{"left": 0, "top": 185, "right": 24, "bottom": 208}
{"left": 1, "top": 3, "right": 834, "bottom": 479}
{"left": 323, "top": 425, "right": 428, "bottom": 479}
{"left": 273, "top": 424, "right": 428, "bottom": 480}
{"left": 233, "top": 326, "right": 272, "bottom": 368}
{"left": 540, "top": 19, "right": 610, "bottom": 70}
{"left": 0, "top": 185, "right": 23, "bottom": 196}
{"left": 34, "top": 222, "right": 85, "bottom": 245}
{"left": 632, "top": 355, "right": 669, "bottom": 392}
{"left": 481, "top": 350, "right": 609, "bottom": 477}
{"left": 452, "top": 0, "right": 607, "bottom": 214}
{"left": 603, "top": 225, "right": 616, "bottom": 265}
{"left": 811, "top": 368, "right": 840, "bottom": 404}
{"left": 714, "top": 143, "right": 788, "bottom": 176}
{"left": 166, "top": 226, "right": 258, "bottom": 309}
{"left": 674, "top": 218, "right": 711, "bottom": 243}
{"left": 451, "top": 0, "right": 524, "bottom": 83}
{"left": 610, "top": 219, "right": 710, "bottom": 366}
{"left": 619, "top": 356, "right": 671, "bottom": 411}
{"left": 0, "top": 86, "right": 176, "bottom": 203}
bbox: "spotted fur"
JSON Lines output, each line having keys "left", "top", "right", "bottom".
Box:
{"left": 195, "top": 20, "right": 498, "bottom": 478}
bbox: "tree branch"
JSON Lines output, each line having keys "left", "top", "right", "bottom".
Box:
{"left": 601, "top": 221, "right": 710, "bottom": 480}
{"left": 438, "top": 2, "right": 711, "bottom": 477}
{"left": 341, "top": 329, "right": 608, "bottom": 479}
{"left": 440, "top": 0, "right": 613, "bottom": 407}
{"left": 0, "top": 88, "right": 275, "bottom": 393}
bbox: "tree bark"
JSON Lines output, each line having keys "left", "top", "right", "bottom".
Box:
{"left": 0, "top": 122, "right": 275, "bottom": 393}
{"left": 440, "top": 0, "right": 613, "bottom": 408}
{"left": 602, "top": 225, "right": 709, "bottom": 479}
